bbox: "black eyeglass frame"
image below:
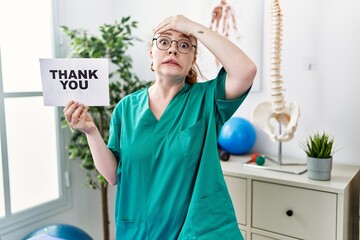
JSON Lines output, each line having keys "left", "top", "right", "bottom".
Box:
{"left": 152, "top": 36, "right": 197, "bottom": 54}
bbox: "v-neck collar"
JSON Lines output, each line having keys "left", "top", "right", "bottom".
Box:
{"left": 145, "top": 83, "right": 190, "bottom": 123}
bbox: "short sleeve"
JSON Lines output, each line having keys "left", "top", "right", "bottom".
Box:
{"left": 107, "top": 104, "right": 121, "bottom": 162}
{"left": 211, "top": 68, "right": 251, "bottom": 124}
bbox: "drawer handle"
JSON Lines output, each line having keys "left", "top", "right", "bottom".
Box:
{"left": 286, "top": 210, "right": 293, "bottom": 217}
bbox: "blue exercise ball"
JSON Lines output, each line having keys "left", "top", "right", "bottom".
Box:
{"left": 23, "top": 224, "right": 93, "bottom": 240}
{"left": 218, "top": 117, "right": 256, "bottom": 155}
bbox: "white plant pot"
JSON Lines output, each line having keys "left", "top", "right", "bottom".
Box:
{"left": 307, "top": 156, "right": 333, "bottom": 181}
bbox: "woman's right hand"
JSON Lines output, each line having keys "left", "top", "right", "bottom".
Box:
{"left": 63, "top": 100, "right": 96, "bottom": 135}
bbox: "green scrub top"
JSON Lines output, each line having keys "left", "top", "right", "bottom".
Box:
{"left": 108, "top": 68, "right": 249, "bottom": 240}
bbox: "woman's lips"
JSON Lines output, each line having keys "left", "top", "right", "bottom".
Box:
{"left": 162, "top": 59, "right": 180, "bottom": 66}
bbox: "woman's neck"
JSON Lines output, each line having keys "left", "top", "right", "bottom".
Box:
{"left": 147, "top": 79, "right": 185, "bottom": 120}
{"left": 149, "top": 79, "right": 185, "bottom": 100}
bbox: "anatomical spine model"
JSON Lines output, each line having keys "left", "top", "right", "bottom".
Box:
{"left": 252, "top": 0, "right": 300, "bottom": 143}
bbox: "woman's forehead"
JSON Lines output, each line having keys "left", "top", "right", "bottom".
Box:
{"left": 158, "top": 30, "right": 187, "bottom": 38}
{"left": 155, "top": 30, "right": 196, "bottom": 42}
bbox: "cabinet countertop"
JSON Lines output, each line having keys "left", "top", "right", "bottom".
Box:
{"left": 221, "top": 155, "right": 360, "bottom": 194}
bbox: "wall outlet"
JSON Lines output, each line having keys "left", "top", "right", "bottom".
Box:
{"left": 303, "top": 57, "right": 318, "bottom": 71}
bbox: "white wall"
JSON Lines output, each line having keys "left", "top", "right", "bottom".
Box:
{"left": 113, "top": 0, "right": 360, "bottom": 165}
{"left": 246, "top": 0, "right": 360, "bottom": 164}
{"left": 3, "top": 0, "right": 360, "bottom": 239}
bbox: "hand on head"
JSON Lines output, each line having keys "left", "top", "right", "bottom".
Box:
{"left": 154, "top": 15, "right": 196, "bottom": 37}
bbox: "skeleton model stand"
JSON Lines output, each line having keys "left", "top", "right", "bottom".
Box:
{"left": 251, "top": 0, "right": 302, "bottom": 170}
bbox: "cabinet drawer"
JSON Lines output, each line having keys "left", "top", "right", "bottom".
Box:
{"left": 252, "top": 181, "right": 337, "bottom": 240}
{"left": 224, "top": 176, "right": 246, "bottom": 225}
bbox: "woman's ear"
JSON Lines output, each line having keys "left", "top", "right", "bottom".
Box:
{"left": 192, "top": 56, "right": 197, "bottom": 65}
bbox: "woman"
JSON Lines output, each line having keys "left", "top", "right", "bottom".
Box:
{"left": 64, "top": 15, "right": 256, "bottom": 240}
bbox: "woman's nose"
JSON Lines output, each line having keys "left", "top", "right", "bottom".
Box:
{"left": 168, "top": 42, "right": 178, "bottom": 55}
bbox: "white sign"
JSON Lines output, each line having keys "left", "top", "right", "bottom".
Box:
{"left": 40, "top": 58, "right": 109, "bottom": 106}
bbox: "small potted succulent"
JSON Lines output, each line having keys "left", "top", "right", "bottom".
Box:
{"left": 302, "top": 132, "right": 336, "bottom": 180}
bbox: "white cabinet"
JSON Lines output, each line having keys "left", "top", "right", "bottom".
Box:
{"left": 221, "top": 155, "right": 360, "bottom": 240}
{"left": 224, "top": 176, "right": 247, "bottom": 225}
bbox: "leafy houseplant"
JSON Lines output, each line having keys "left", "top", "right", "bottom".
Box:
{"left": 303, "top": 132, "right": 335, "bottom": 158}
{"left": 302, "top": 132, "right": 336, "bottom": 181}
{"left": 61, "top": 17, "right": 149, "bottom": 240}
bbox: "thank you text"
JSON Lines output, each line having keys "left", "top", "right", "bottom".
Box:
{"left": 40, "top": 58, "right": 109, "bottom": 106}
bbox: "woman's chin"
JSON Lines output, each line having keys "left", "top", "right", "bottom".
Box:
{"left": 159, "top": 70, "right": 185, "bottom": 79}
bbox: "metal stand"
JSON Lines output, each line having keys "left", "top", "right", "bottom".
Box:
{"left": 243, "top": 113, "right": 307, "bottom": 175}
{"left": 266, "top": 113, "right": 305, "bottom": 166}
{"left": 278, "top": 113, "right": 283, "bottom": 165}
{"left": 242, "top": 162, "right": 307, "bottom": 175}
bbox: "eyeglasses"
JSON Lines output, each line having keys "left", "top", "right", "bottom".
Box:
{"left": 152, "top": 36, "right": 197, "bottom": 54}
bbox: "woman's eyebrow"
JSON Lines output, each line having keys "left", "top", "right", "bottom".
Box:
{"left": 159, "top": 31, "right": 172, "bottom": 36}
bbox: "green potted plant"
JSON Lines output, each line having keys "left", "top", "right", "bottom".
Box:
{"left": 61, "top": 17, "right": 149, "bottom": 240}
{"left": 302, "top": 131, "right": 336, "bottom": 181}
